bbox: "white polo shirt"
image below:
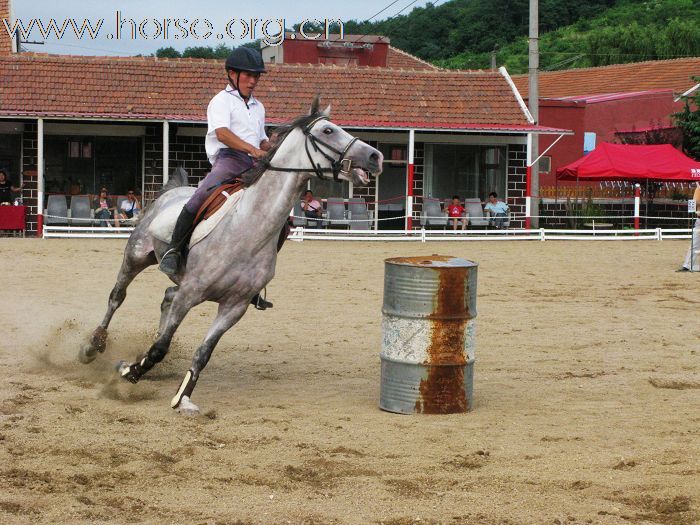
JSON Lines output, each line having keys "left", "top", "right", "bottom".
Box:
{"left": 205, "top": 85, "right": 268, "bottom": 164}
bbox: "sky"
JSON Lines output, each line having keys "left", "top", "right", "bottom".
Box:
{"left": 9, "top": 0, "right": 434, "bottom": 56}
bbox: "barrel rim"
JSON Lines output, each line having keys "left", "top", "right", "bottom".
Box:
{"left": 384, "top": 255, "right": 478, "bottom": 268}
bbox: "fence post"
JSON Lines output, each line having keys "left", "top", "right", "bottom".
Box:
{"left": 539, "top": 228, "right": 546, "bottom": 241}
{"left": 525, "top": 165, "right": 532, "bottom": 229}
{"left": 634, "top": 183, "right": 641, "bottom": 235}
{"left": 421, "top": 227, "right": 426, "bottom": 243}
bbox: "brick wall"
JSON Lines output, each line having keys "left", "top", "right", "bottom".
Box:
{"left": 351, "top": 139, "right": 377, "bottom": 215}
{"left": 21, "top": 121, "right": 38, "bottom": 234}
{"left": 170, "top": 124, "right": 210, "bottom": 186}
{"left": 142, "top": 124, "right": 163, "bottom": 204}
{"left": 507, "top": 144, "right": 527, "bottom": 228}
{"left": 0, "top": 0, "right": 13, "bottom": 56}
{"left": 143, "top": 124, "right": 210, "bottom": 205}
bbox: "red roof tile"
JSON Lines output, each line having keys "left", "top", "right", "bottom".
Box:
{"left": 513, "top": 58, "right": 700, "bottom": 98}
{"left": 386, "top": 46, "right": 439, "bottom": 71}
{"left": 0, "top": 53, "right": 544, "bottom": 131}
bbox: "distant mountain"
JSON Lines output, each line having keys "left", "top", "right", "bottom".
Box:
{"left": 343, "top": 0, "right": 700, "bottom": 73}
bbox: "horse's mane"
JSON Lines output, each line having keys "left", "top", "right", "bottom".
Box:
{"left": 238, "top": 110, "right": 325, "bottom": 186}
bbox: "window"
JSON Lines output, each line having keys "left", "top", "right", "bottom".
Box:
{"left": 538, "top": 156, "right": 551, "bottom": 173}
{"left": 425, "top": 144, "right": 507, "bottom": 201}
{"left": 68, "top": 139, "right": 92, "bottom": 158}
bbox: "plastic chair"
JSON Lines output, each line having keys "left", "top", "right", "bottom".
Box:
{"left": 326, "top": 199, "right": 348, "bottom": 229}
{"left": 69, "top": 195, "right": 91, "bottom": 226}
{"left": 348, "top": 198, "right": 371, "bottom": 230}
{"left": 464, "top": 198, "right": 490, "bottom": 227}
{"left": 46, "top": 195, "right": 68, "bottom": 225}
{"left": 292, "top": 200, "right": 306, "bottom": 227}
{"left": 420, "top": 197, "right": 447, "bottom": 228}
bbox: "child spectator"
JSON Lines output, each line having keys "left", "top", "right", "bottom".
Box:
{"left": 446, "top": 195, "right": 467, "bottom": 230}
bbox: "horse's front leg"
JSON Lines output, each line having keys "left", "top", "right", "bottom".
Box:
{"left": 79, "top": 253, "right": 155, "bottom": 364}
{"left": 117, "top": 291, "right": 194, "bottom": 384}
{"left": 171, "top": 299, "right": 250, "bottom": 415}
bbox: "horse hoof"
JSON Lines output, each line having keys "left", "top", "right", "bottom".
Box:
{"left": 78, "top": 327, "right": 108, "bottom": 364}
{"left": 116, "top": 360, "right": 140, "bottom": 384}
{"left": 78, "top": 343, "right": 97, "bottom": 364}
{"left": 175, "top": 395, "right": 200, "bottom": 416}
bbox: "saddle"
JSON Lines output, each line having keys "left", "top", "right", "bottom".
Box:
{"left": 149, "top": 183, "right": 245, "bottom": 249}
{"left": 194, "top": 182, "right": 243, "bottom": 225}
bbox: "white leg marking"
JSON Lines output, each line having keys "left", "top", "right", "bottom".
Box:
{"left": 176, "top": 395, "right": 200, "bottom": 416}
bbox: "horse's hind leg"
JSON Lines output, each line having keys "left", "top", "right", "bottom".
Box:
{"left": 157, "top": 286, "right": 179, "bottom": 338}
{"left": 117, "top": 291, "right": 194, "bottom": 384}
{"left": 171, "top": 300, "right": 249, "bottom": 415}
{"left": 79, "top": 251, "right": 156, "bottom": 364}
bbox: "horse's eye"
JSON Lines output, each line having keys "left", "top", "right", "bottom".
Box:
{"left": 323, "top": 127, "right": 333, "bottom": 135}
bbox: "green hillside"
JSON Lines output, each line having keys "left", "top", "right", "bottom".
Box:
{"left": 343, "top": 0, "right": 700, "bottom": 72}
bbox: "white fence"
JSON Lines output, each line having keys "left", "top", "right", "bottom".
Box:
{"left": 288, "top": 227, "right": 691, "bottom": 242}
{"left": 42, "top": 224, "right": 693, "bottom": 242}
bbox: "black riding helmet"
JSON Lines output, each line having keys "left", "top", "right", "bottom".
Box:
{"left": 225, "top": 47, "right": 266, "bottom": 74}
{"left": 225, "top": 47, "right": 266, "bottom": 104}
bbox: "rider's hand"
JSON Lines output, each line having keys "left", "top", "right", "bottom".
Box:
{"left": 249, "top": 147, "right": 266, "bottom": 160}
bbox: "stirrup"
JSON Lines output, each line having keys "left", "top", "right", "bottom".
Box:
{"left": 251, "top": 290, "right": 273, "bottom": 311}
{"left": 159, "top": 248, "right": 181, "bottom": 275}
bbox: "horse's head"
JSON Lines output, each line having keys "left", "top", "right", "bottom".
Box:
{"left": 268, "top": 96, "right": 383, "bottom": 185}
{"left": 303, "top": 97, "right": 383, "bottom": 185}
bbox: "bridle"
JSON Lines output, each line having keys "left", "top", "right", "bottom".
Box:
{"left": 261, "top": 116, "right": 359, "bottom": 181}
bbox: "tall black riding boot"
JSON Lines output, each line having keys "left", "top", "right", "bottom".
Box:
{"left": 159, "top": 207, "right": 197, "bottom": 275}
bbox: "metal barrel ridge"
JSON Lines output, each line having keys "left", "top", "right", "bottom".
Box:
{"left": 380, "top": 255, "right": 478, "bottom": 414}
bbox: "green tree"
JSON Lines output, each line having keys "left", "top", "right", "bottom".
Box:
{"left": 155, "top": 46, "right": 181, "bottom": 58}
{"left": 674, "top": 78, "right": 700, "bottom": 160}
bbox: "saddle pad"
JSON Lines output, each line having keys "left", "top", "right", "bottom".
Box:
{"left": 149, "top": 188, "right": 245, "bottom": 247}
{"left": 189, "top": 188, "right": 244, "bottom": 247}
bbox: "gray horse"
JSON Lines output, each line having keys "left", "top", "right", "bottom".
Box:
{"left": 78, "top": 98, "right": 383, "bottom": 415}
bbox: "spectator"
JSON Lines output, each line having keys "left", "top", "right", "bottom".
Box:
{"left": 0, "top": 169, "right": 21, "bottom": 205}
{"left": 301, "top": 190, "right": 323, "bottom": 219}
{"left": 484, "top": 191, "right": 509, "bottom": 229}
{"left": 93, "top": 187, "right": 114, "bottom": 227}
{"left": 117, "top": 189, "right": 141, "bottom": 224}
{"left": 446, "top": 195, "right": 467, "bottom": 230}
{"left": 678, "top": 183, "right": 700, "bottom": 272}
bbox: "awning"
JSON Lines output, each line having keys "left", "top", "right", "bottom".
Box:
{"left": 557, "top": 142, "right": 700, "bottom": 181}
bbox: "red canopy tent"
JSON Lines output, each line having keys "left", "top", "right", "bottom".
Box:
{"left": 557, "top": 143, "right": 700, "bottom": 181}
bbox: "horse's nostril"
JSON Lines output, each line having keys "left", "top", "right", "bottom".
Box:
{"left": 370, "top": 152, "right": 379, "bottom": 161}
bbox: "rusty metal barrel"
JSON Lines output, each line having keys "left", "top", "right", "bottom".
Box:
{"left": 380, "top": 256, "right": 477, "bottom": 414}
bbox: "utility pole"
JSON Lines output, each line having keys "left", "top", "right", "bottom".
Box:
{"left": 528, "top": 0, "right": 540, "bottom": 228}
{"left": 490, "top": 46, "right": 497, "bottom": 71}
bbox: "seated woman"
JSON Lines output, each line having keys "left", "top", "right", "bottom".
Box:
{"left": 116, "top": 189, "right": 141, "bottom": 226}
{"left": 301, "top": 190, "right": 323, "bottom": 218}
{"left": 92, "top": 188, "right": 114, "bottom": 227}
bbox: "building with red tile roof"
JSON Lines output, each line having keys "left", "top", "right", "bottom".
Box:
{"left": 513, "top": 58, "right": 700, "bottom": 98}
{"left": 509, "top": 59, "right": 699, "bottom": 193}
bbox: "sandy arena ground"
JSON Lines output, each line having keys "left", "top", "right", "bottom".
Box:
{"left": 0, "top": 238, "right": 698, "bottom": 525}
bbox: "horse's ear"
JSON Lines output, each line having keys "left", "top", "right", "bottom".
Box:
{"left": 309, "top": 94, "right": 321, "bottom": 115}
{"left": 321, "top": 104, "right": 331, "bottom": 117}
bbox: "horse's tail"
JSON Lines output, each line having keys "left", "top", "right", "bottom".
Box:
{"left": 157, "top": 166, "right": 189, "bottom": 197}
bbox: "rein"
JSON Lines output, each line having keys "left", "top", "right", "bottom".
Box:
{"left": 261, "top": 116, "right": 358, "bottom": 181}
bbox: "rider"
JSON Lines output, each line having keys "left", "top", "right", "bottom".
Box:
{"left": 159, "top": 46, "right": 274, "bottom": 307}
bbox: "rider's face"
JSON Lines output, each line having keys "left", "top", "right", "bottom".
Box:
{"left": 235, "top": 71, "right": 260, "bottom": 98}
